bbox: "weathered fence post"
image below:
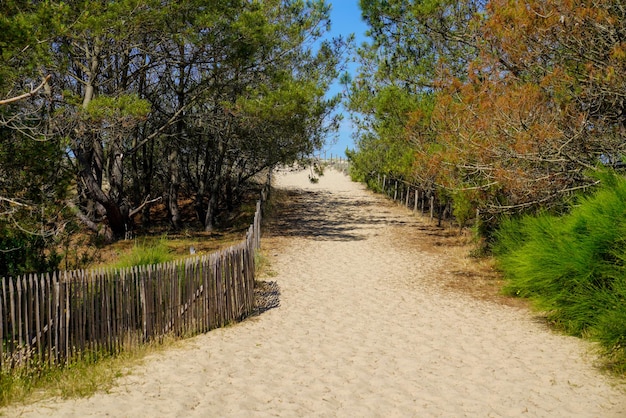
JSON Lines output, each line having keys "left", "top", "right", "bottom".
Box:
{"left": 405, "top": 185, "right": 410, "bottom": 207}
{"left": 430, "top": 195, "right": 435, "bottom": 221}
{"left": 393, "top": 181, "right": 398, "bottom": 201}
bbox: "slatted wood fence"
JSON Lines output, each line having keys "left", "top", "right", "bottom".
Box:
{"left": 375, "top": 173, "right": 454, "bottom": 226}
{"left": 0, "top": 189, "right": 266, "bottom": 372}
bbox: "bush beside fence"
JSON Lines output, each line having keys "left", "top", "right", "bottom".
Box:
{"left": 1, "top": 184, "right": 268, "bottom": 372}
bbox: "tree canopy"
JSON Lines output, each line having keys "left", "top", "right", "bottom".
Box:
{"left": 0, "top": 0, "right": 345, "bottom": 276}
{"left": 347, "top": 0, "right": 626, "bottom": 229}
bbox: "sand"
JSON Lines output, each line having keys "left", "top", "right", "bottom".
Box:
{"left": 5, "top": 167, "right": 625, "bottom": 417}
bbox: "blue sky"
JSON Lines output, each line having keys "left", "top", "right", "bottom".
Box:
{"left": 320, "top": 1, "right": 370, "bottom": 159}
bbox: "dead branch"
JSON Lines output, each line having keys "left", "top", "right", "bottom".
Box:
{"left": 66, "top": 200, "right": 100, "bottom": 234}
{"left": 0, "top": 75, "right": 52, "bottom": 106}
{"left": 0, "top": 196, "right": 30, "bottom": 207}
{"left": 129, "top": 195, "right": 162, "bottom": 218}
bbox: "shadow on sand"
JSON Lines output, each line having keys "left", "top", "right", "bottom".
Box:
{"left": 269, "top": 189, "right": 412, "bottom": 241}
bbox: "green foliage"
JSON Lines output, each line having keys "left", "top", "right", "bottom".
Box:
{"left": 451, "top": 189, "right": 478, "bottom": 228}
{"left": 0, "top": 122, "right": 70, "bottom": 278}
{"left": 346, "top": 87, "right": 430, "bottom": 182}
{"left": 0, "top": 1, "right": 45, "bottom": 88}
{"left": 350, "top": 0, "right": 626, "bottom": 234}
{"left": 494, "top": 170, "right": 626, "bottom": 370}
{"left": 85, "top": 94, "right": 151, "bottom": 121}
{"left": 0, "top": 0, "right": 344, "bottom": 255}
{"left": 113, "top": 236, "right": 175, "bottom": 268}
{"left": 0, "top": 230, "right": 61, "bottom": 278}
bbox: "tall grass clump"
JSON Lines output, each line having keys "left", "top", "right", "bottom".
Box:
{"left": 114, "top": 236, "right": 175, "bottom": 268}
{"left": 494, "top": 170, "right": 626, "bottom": 373}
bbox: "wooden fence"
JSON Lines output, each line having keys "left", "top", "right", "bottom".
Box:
{"left": 0, "top": 187, "right": 267, "bottom": 372}
{"left": 375, "top": 173, "right": 454, "bottom": 226}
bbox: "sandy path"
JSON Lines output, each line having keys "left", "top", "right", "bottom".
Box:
{"left": 6, "top": 168, "right": 626, "bottom": 417}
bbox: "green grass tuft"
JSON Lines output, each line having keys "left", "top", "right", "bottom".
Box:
{"left": 113, "top": 236, "right": 175, "bottom": 268}
{"left": 494, "top": 170, "right": 626, "bottom": 373}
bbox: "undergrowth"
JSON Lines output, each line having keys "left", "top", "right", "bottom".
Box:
{"left": 494, "top": 170, "right": 626, "bottom": 374}
{"left": 113, "top": 236, "right": 175, "bottom": 268}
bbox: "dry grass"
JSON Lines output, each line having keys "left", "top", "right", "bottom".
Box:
{"left": 58, "top": 229, "right": 248, "bottom": 271}
{"left": 58, "top": 184, "right": 263, "bottom": 271}
{"left": 0, "top": 335, "right": 188, "bottom": 410}
{"left": 390, "top": 219, "right": 529, "bottom": 309}
{"left": 86, "top": 231, "right": 246, "bottom": 269}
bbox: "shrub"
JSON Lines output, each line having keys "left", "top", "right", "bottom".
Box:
{"left": 0, "top": 230, "right": 61, "bottom": 278}
{"left": 494, "top": 170, "right": 626, "bottom": 371}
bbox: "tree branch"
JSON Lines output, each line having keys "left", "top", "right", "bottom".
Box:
{"left": 0, "top": 75, "right": 51, "bottom": 106}
{"left": 0, "top": 196, "right": 30, "bottom": 207}
{"left": 129, "top": 195, "right": 162, "bottom": 218}
{"left": 66, "top": 200, "right": 100, "bottom": 234}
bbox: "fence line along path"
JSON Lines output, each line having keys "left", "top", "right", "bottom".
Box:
{"left": 5, "top": 167, "right": 625, "bottom": 417}
{"left": 1, "top": 190, "right": 265, "bottom": 372}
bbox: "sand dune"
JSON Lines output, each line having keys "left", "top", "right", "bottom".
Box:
{"left": 5, "top": 167, "right": 625, "bottom": 417}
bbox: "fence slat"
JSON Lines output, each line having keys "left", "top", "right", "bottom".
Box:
{"left": 33, "top": 275, "right": 42, "bottom": 361}
{"left": 64, "top": 273, "right": 70, "bottom": 363}
{"left": 45, "top": 273, "right": 52, "bottom": 365}
{"left": 53, "top": 274, "right": 60, "bottom": 364}
{"left": 25, "top": 276, "right": 32, "bottom": 365}
{"left": 202, "top": 257, "right": 209, "bottom": 333}
{"left": 16, "top": 277, "right": 23, "bottom": 362}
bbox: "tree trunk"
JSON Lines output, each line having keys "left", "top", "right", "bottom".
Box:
{"left": 194, "top": 192, "right": 206, "bottom": 228}
{"left": 140, "top": 141, "right": 154, "bottom": 227}
{"left": 204, "top": 191, "right": 219, "bottom": 232}
{"left": 109, "top": 143, "right": 124, "bottom": 202}
{"left": 75, "top": 131, "right": 129, "bottom": 241}
{"left": 204, "top": 170, "right": 222, "bottom": 232}
{"left": 77, "top": 161, "right": 128, "bottom": 240}
{"left": 204, "top": 136, "right": 227, "bottom": 232}
{"left": 167, "top": 146, "right": 181, "bottom": 229}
